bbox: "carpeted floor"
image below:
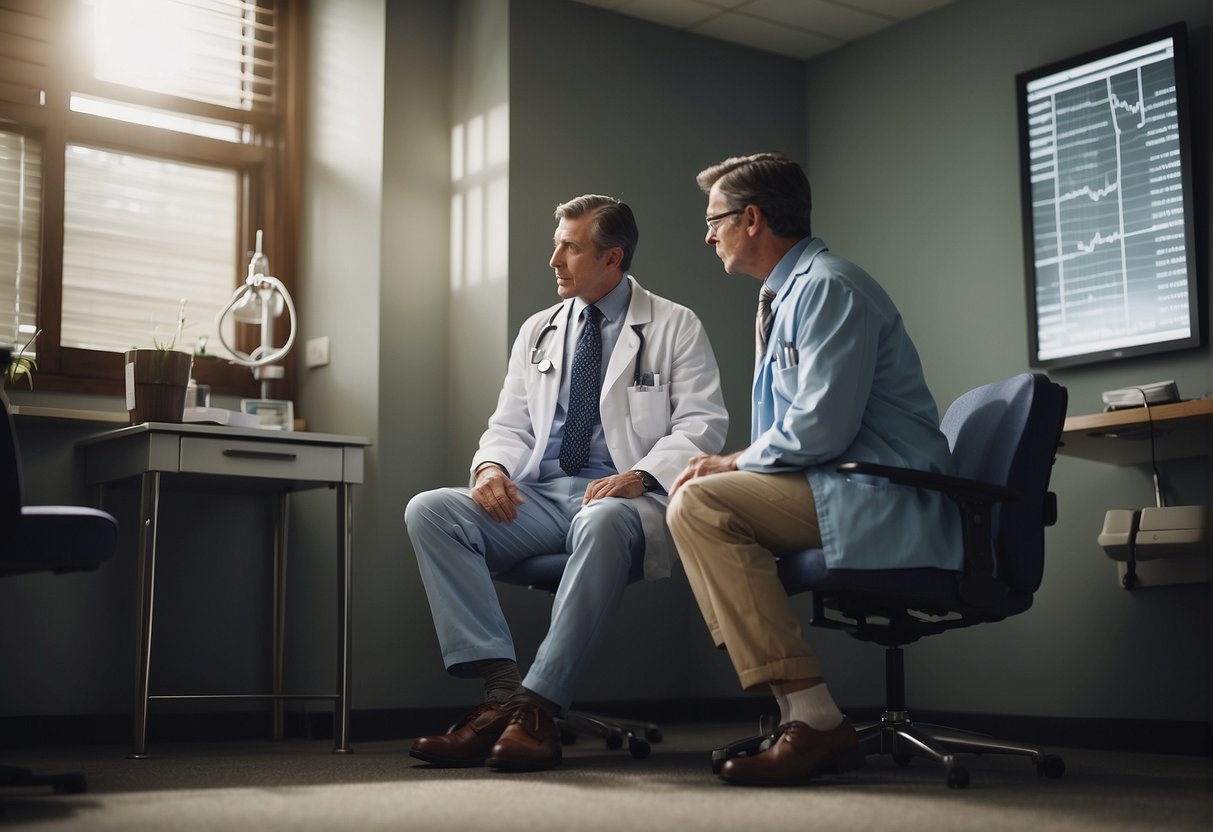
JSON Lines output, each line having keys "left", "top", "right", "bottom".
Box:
{"left": 2, "top": 722, "right": 1210, "bottom": 831}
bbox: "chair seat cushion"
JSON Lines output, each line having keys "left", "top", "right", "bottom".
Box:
{"left": 495, "top": 550, "right": 646, "bottom": 591}
{"left": 4, "top": 506, "right": 119, "bottom": 575}
{"left": 778, "top": 548, "right": 1032, "bottom": 618}
{"left": 495, "top": 553, "right": 576, "bottom": 588}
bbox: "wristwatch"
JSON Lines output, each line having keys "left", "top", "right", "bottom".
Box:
{"left": 631, "top": 469, "right": 660, "bottom": 492}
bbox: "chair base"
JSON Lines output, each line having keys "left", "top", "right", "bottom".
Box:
{"left": 1, "top": 763, "right": 87, "bottom": 794}
{"left": 858, "top": 709, "right": 1066, "bottom": 788}
{"left": 711, "top": 709, "right": 1065, "bottom": 788}
{"left": 559, "top": 709, "right": 662, "bottom": 759}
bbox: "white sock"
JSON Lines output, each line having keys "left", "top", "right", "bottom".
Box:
{"left": 773, "top": 690, "right": 790, "bottom": 725}
{"left": 784, "top": 683, "right": 844, "bottom": 731}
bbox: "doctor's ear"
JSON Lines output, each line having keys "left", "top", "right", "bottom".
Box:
{"left": 600, "top": 245, "right": 624, "bottom": 270}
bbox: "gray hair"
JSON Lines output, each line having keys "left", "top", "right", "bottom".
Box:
{"left": 696, "top": 152, "right": 812, "bottom": 238}
{"left": 554, "top": 194, "right": 639, "bottom": 272}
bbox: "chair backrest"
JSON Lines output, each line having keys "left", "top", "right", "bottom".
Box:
{"left": 940, "top": 373, "right": 1067, "bottom": 594}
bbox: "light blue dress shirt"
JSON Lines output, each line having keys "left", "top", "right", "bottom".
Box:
{"left": 737, "top": 237, "right": 963, "bottom": 571}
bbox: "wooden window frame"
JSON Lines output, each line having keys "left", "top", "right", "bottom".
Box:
{"left": 0, "top": 0, "right": 306, "bottom": 401}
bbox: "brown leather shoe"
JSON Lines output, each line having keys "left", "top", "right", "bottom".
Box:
{"left": 409, "top": 703, "right": 513, "bottom": 767}
{"left": 719, "top": 719, "right": 864, "bottom": 786}
{"left": 486, "top": 702, "right": 562, "bottom": 772}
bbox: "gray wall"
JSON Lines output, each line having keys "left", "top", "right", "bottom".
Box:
{"left": 802, "top": 0, "right": 1212, "bottom": 722}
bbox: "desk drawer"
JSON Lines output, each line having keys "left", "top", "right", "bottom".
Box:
{"left": 179, "top": 437, "right": 344, "bottom": 483}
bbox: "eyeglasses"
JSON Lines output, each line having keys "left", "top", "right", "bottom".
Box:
{"left": 705, "top": 209, "right": 743, "bottom": 233}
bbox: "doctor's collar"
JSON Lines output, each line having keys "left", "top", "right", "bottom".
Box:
{"left": 572, "top": 274, "right": 632, "bottom": 323}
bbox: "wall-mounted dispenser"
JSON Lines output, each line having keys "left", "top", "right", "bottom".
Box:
{"left": 1098, "top": 505, "right": 1209, "bottom": 589}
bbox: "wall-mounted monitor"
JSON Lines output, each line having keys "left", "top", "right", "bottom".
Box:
{"left": 1016, "top": 23, "right": 1203, "bottom": 370}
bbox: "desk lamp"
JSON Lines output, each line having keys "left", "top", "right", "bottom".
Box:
{"left": 216, "top": 230, "right": 297, "bottom": 399}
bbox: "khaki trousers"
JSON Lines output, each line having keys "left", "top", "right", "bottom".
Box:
{"left": 667, "top": 471, "right": 822, "bottom": 690}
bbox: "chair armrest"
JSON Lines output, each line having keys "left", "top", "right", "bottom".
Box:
{"left": 836, "top": 461, "right": 1018, "bottom": 503}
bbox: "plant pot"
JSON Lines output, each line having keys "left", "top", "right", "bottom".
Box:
{"left": 124, "top": 349, "right": 193, "bottom": 424}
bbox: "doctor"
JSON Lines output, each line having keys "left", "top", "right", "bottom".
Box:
{"left": 406, "top": 194, "right": 728, "bottom": 772}
{"left": 667, "top": 153, "right": 961, "bottom": 786}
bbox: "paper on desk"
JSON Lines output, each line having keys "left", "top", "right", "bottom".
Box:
{"left": 182, "top": 406, "right": 262, "bottom": 428}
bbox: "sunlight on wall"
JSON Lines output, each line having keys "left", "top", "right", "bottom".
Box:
{"left": 450, "top": 102, "right": 509, "bottom": 291}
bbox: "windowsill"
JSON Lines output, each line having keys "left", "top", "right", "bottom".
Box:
{"left": 8, "top": 404, "right": 129, "bottom": 423}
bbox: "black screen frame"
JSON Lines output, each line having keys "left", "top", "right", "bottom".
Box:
{"left": 1015, "top": 23, "right": 1204, "bottom": 370}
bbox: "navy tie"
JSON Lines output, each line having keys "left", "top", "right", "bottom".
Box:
{"left": 560, "top": 305, "right": 602, "bottom": 476}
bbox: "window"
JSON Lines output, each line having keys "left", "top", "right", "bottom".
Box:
{"left": 0, "top": 0, "right": 304, "bottom": 397}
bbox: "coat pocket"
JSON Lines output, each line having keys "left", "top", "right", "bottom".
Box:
{"left": 627, "top": 385, "right": 671, "bottom": 442}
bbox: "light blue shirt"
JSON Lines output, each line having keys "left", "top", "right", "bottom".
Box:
{"left": 738, "top": 238, "right": 963, "bottom": 572}
{"left": 539, "top": 276, "right": 633, "bottom": 480}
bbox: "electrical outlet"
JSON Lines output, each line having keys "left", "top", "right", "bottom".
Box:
{"left": 305, "top": 335, "right": 330, "bottom": 368}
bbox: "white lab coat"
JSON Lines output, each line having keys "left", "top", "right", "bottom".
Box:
{"left": 471, "top": 276, "right": 729, "bottom": 579}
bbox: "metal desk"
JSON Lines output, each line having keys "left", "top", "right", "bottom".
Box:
{"left": 78, "top": 422, "right": 370, "bottom": 758}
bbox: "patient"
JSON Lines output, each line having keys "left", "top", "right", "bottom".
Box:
{"left": 405, "top": 194, "right": 728, "bottom": 771}
{"left": 667, "top": 152, "right": 961, "bottom": 786}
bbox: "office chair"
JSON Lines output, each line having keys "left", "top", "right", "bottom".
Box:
{"left": 495, "top": 551, "right": 663, "bottom": 759}
{"left": 1, "top": 348, "right": 120, "bottom": 794}
{"left": 712, "top": 373, "right": 1068, "bottom": 788}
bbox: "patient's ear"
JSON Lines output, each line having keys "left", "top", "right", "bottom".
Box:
{"left": 743, "top": 204, "right": 765, "bottom": 237}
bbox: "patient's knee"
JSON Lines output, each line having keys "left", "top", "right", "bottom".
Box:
{"left": 404, "top": 487, "right": 458, "bottom": 529}
{"left": 666, "top": 479, "right": 705, "bottom": 531}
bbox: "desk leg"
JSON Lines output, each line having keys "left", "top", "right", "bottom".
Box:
{"left": 334, "top": 483, "right": 352, "bottom": 753}
{"left": 272, "top": 493, "right": 289, "bottom": 741}
{"left": 129, "top": 471, "right": 161, "bottom": 760}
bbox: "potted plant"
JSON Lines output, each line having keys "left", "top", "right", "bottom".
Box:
{"left": 125, "top": 300, "right": 194, "bottom": 424}
{"left": 3, "top": 328, "right": 40, "bottom": 389}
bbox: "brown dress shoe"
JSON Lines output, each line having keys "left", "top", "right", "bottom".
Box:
{"left": 409, "top": 703, "right": 513, "bottom": 767}
{"left": 719, "top": 719, "right": 865, "bottom": 786}
{"left": 486, "top": 702, "right": 562, "bottom": 772}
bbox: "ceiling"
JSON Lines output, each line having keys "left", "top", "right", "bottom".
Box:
{"left": 565, "top": 0, "right": 958, "bottom": 60}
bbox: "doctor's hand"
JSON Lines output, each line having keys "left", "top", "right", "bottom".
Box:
{"left": 472, "top": 464, "right": 526, "bottom": 523}
{"left": 581, "top": 472, "right": 646, "bottom": 505}
{"left": 670, "top": 450, "right": 743, "bottom": 495}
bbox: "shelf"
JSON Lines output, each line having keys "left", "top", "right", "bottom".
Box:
{"left": 1059, "top": 398, "right": 1212, "bottom": 466}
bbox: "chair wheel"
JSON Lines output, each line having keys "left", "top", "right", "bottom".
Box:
{"left": 628, "top": 737, "right": 651, "bottom": 759}
{"left": 946, "top": 766, "right": 970, "bottom": 789}
{"left": 1037, "top": 754, "right": 1065, "bottom": 779}
{"left": 604, "top": 728, "right": 624, "bottom": 750}
{"left": 892, "top": 753, "right": 913, "bottom": 767}
{"left": 644, "top": 727, "right": 663, "bottom": 744}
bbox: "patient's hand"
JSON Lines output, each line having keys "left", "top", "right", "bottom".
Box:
{"left": 472, "top": 464, "right": 526, "bottom": 523}
{"left": 581, "top": 471, "right": 646, "bottom": 505}
{"left": 671, "top": 451, "right": 742, "bottom": 494}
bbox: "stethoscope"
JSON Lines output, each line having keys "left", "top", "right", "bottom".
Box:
{"left": 530, "top": 306, "right": 647, "bottom": 385}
